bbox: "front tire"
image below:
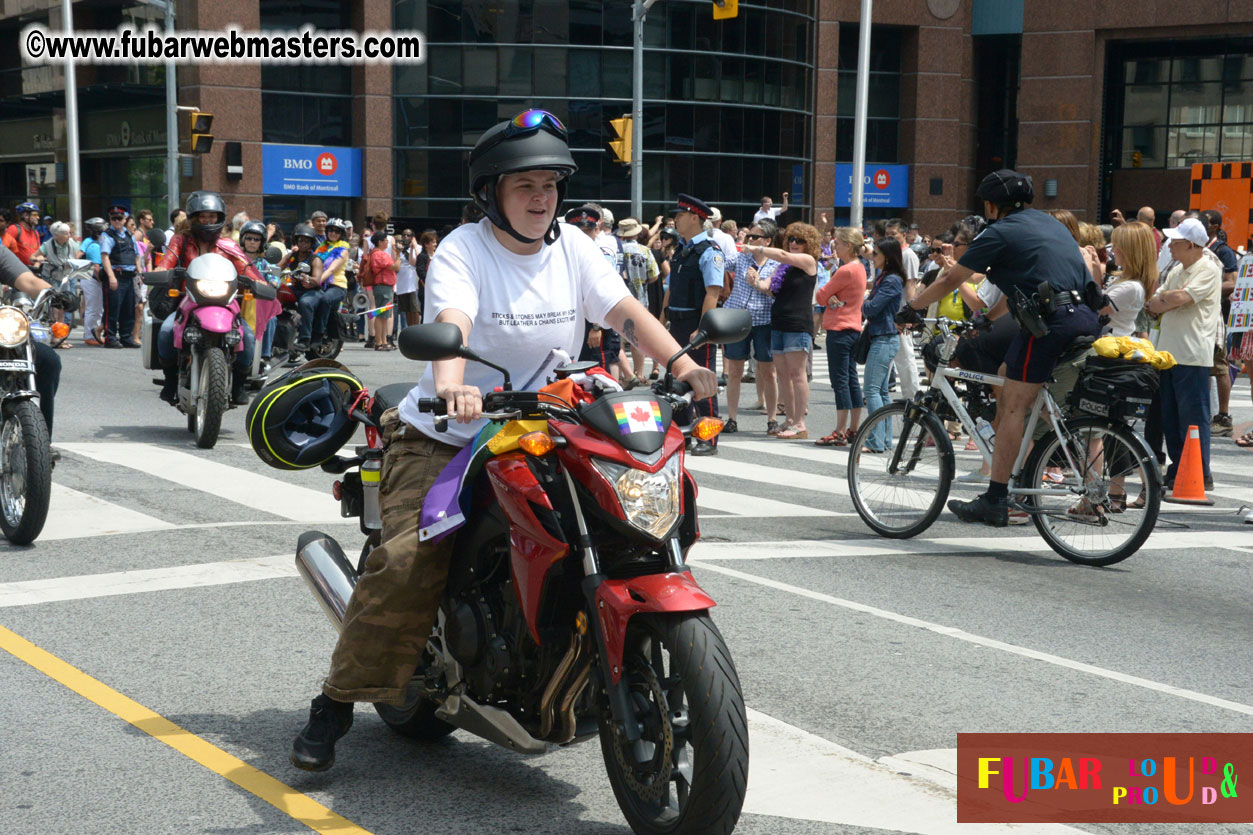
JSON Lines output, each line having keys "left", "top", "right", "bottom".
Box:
{"left": 599, "top": 613, "right": 748, "bottom": 835}
{"left": 194, "top": 349, "right": 229, "bottom": 449}
{"left": 847, "top": 401, "right": 953, "bottom": 538}
{"left": 0, "top": 400, "right": 52, "bottom": 545}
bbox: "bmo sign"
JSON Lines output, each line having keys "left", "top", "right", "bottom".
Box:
{"left": 262, "top": 144, "right": 361, "bottom": 197}
{"left": 835, "top": 163, "right": 910, "bottom": 208}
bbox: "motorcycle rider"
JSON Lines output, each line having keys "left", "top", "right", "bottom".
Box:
{"left": 3, "top": 202, "right": 44, "bottom": 267}
{"left": 290, "top": 109, "right": 718, "bottom": 771}
{"left": 240, "top": 220, "right": 281, "bottom": 372}
{"left": 156, "top": 191, "right": 265, "bottom": 406}
{"left": 0, "top": 246, "right": 64, "bottom": 438}
{"left": 293, "top": 218, "right": 350, "bottom": 354}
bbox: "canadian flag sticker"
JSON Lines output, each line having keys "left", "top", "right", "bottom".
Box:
{"left": 614, "top": 401, "right": 665, "bottom": 435}
{"left": 317, "top": 153, "right": 338, "bottom": 176}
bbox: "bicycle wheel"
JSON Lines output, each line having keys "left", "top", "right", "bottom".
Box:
{"left": 848, "top": 402, "right": 953, "bottom": 538}
{"left": 1018, "top": 417, "right": 1161, "bottom": 566}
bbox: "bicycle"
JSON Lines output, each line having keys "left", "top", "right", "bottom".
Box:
{"left": 847, "top": 316, "right": 1162, "bottom": 566}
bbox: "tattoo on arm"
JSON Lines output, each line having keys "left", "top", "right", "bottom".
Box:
{"left": 622, "top": 317, "right": 640, "bottom": 347}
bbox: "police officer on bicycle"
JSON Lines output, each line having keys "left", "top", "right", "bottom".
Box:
{"left": 901, "top": 169, "right": 1100, "bottom": 526}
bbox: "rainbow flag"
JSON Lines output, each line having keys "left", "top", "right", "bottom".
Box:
{"left": 613, "top": 400, "right": 665, "bottom": 435}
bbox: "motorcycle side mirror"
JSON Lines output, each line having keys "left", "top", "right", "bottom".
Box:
{"left": 142, "top": 270, "right": 174, "bottom": 287}
{"left": 264, "top": 245, "right": 283, "bottom": 265}
{"left": 252, "top": 281, "right": 278, "bottom": 301}
{"left": 664, "top": 308, "right": 753, "bottom": 377}
{"left": 398, "top": 324, "right": 513, "bottom": 390}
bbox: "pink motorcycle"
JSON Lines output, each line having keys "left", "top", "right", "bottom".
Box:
{"left": 143, "top": 253, "right": 277, "bottom": 448}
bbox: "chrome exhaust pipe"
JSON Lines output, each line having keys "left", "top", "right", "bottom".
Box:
{"left": 295, "top": 531, "right": 357, "bottom": 631}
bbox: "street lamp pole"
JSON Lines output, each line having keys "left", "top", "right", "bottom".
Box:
{"left": 631, "top": 0, "right": 658, "bottom": 221}
{"left": 60, "top": 0, "right": 81, "bottom": 235}
{"left": 850, "top": 0, "right": 873, "bottom": 230}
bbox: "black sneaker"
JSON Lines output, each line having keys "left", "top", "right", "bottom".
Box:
{"left": 291, "top": 694, "right": 354, "bottom": 772}
{"left": 947, "top": 493, "right": 1008, "bottom": 527}
{"left": 105, "top": 337, "right": 124, "bottom": 349}
{"left": 723, "top": 418, "right": 738, "bottom": 434}
{"left": 690, "top": 440, "right": 718, "bottom": 456}
{"left": 293, "top": 341, "right": 310, "bottom": 354}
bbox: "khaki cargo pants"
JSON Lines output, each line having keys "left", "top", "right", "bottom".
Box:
{"left": 323, "top": 408, "right": 460, "bottom": 706}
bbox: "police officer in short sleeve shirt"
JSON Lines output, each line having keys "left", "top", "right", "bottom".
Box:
{"left": 664, "top": 193, "right": 724, "bottom": 455}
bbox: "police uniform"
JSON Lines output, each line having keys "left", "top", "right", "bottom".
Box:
{"left": 665, "top": 194, "right": 724, "bottom": 422}
{"left": 957, "top": 207, "right": 1098, "bottom": 384}
{"left": 99, "top": 205, "right": 138, "bottom": 346}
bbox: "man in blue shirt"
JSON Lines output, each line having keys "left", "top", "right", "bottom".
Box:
{"left": 904, "top": 169, "right": 1099, "bottom": 526}
{"left": 664, "top": 193, "right": 725, "bottom": 455}
{"left": 80, "top": 217, "right": 106, "bottom": 346}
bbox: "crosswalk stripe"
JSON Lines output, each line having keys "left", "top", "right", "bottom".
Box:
{"left": 685, "top": 455, "right": 841, "bottom": 494}
{"left": 45, "top": 484, "right": 174, "bottom": 541}
{"left": 56, "top": 443, "right": 340, "bottom": 523}
{"left": 696, "top": 486, "right": 846, "bottom": 518}
{"left": 0, "top": 555, "right": 295, "bottom": 608}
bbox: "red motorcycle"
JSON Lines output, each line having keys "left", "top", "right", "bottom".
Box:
{"left": 295, "top": 309, "right": 751, "bottom": 835}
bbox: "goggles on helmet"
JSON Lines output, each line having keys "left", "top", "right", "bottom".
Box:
{"left": 473, "top": 109, "right": 567, "bottom": 161}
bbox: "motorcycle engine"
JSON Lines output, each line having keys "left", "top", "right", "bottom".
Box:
{"left": 444, "top": 581, "right": 522, "bottom": 699}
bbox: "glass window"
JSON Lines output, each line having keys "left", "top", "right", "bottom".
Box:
{"left": 567, "top": 101, "right": 603, "bottom": 148}
{"left": 669, "top": 54, "right": 693, "bottom": 101}
{"left": 643, "top": 104, "right": 666, "bottom": 151}
{"left": 532, "top": 0, "right": 570, "bottom": 44}
{"left": 426, "top": 46, "right": 462, "bottom": 94}
{"left": 262, "top": 93, "right": 350, "bottom": 146}
{"left": 462, "top": 100, "right": 497, "bottom": 145}
{"left": 533, "top": 48, "right": 568, "bottom": 98}
{"left": 694, "top": 108, "right": 719, "bottom": 152}
{"left": 603, "top": 50, "right": 632, "bottom": 99}
{"left": 426, "top": 99, "right": 461, "bottom": 146}
{"left": 666, "top": 104, "right": 694, "bottom": 151}
{"left": 498, "top": 47, "right": 532, "bottom": 96}
{"left": 1125, "top": 58, "right": 1166, "bottom": 85}
{"left": 1122, "top": 84, "right": 1168, "bottom": 127}
{"left": 395, "top": 97, "right": 429, "bottom": 147}
{"left": 720, "top": 107, "right": 744, "bottom": 151}
{"left": 569, "top": 0, "right": 603, "bottom": 45}
{"left": 602, "top": 0, "right": 633, "bottom": 47}
{"left": 743, "top": 61, "right": 764, "bottom": 105}
{"left": 764, "top": 62, "right": 782, "bottom": 107}
{"left": 743, "top": 8, "right": 766, "bottom": 57}
{"left": 1121, "top": 126, "right": 1166, "bottom": 168}
{"left": 668, "top": 2, "right": 694, "bottom": 51}
{"left": 1173, "top": 56, "right": 1221, "bottom": 84}
{"left": 426, "top": 150, "right": 466, "bottom": 201}
{"left": 1224, "top": 79, "right": 1252, "bottom": 122}
{"left": 426, "top": 0, "right": 462, "bottom": 42}
{"left": 569, "top": 51, "right": 601, "bottom": 98}
{"left": 1221, "top": 123, "right": 1251, "bottom": 161}
{"left": 669, "top": 154, "right": 693, "bottom": 199}
{"left": 1168, "top": 125, "right": 1218, "bottom": 168}
{"left": 721, "top": 58, "right": 743, "bottom": 103}
{"left": 463, "top": 47, "right": 498, "bottom": 95}
{"left": 1169, "top": 82, "right": 1222, "bottom": 125}
{"left": 643, "top": 50, "right": 666, "bottom": 99}
{"left": 694, "top": 55, "right": 719, "bottom": 102}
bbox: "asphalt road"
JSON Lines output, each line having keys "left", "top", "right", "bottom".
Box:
{"left": 1, "top": 338, "right": 1250, "bottom": 835}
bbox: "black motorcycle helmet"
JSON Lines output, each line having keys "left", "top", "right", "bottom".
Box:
{"left": 186, "top": 190, "right": 228, "bottom": 243}
{"left": 469, "top": 109, "right": 577, "bottom": 246}
{"left": 239, "top": 220, "right": 267, "bottom": 253}
{"left": 246, "top": 361, "right": 363, "bottom": 470}
{"left": 292, "top": 223, "right": 317, "bottom": 248}
{"left": 975, "top": 169, "right": 1034, "bottom": 213}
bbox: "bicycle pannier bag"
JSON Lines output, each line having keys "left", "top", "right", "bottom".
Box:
{"left": 1068, "top": 355, "right": 1158, "bottom": 420}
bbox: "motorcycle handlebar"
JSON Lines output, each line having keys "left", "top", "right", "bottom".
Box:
{"left": 416, "top": 397, "right": 448, "bottom": 416}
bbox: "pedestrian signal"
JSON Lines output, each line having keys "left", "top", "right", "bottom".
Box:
{"left": 189, "top": 110, "right": 214, "bottom": 154}
{"left": 713, "top": 0, "right": 738, "bottom": 19}
{"left": 608, "top": 116, "right": 632, "bottom": 166}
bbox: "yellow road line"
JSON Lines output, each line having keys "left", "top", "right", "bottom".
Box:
{"left": 0, "top": 624, "right": 372, "bottom": 835}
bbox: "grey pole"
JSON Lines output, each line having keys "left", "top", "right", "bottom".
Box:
{"left": 850, "top": 0, "right": 872, "bottom": 230}
{"left": 165, "top": 0, "right": 179, "bottom": 217}
{"left": 630, "top": 1, "right": 648, "bottom": 220}
{"left": 60, "top": 0, "right": 81, "bottom": 236}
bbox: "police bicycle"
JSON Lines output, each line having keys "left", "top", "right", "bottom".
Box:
{"left": 846, "top": 315, "right": 1162, "bottom": 566}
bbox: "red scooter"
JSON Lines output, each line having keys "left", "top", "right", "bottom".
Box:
{"left": 295, "top": 309, "right": 752, "bottom": 835}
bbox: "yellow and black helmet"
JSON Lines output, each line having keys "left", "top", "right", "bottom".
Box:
{"left": 246, "top": 360, "right": 363, "bottom": 470}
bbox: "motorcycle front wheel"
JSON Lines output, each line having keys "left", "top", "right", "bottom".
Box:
{"left": 0, "top": 400, "right": 52, "bottom": 545}
{"left": 599, "top": 613, "right": 748, "bottom": 835}
{"left": 194, "top": 349, "right": 229, "bottom": 449}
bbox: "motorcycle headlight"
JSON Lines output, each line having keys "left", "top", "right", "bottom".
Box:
{"left": 193, "top": 278, "right": 231, "bottom": 299}
{"left": 0, "top": 307, "right": 30, "bottom": 347}
{"left": 592, "top": 455, "right": 681, "bottom": 540}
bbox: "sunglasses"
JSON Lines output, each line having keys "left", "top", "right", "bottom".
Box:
{"left": 109, "top": 214, "right": 125, "bottom": 220}
{"left": 787, "top": 236, "right": 805, "bottom": 245}
{"left": 746, "top": 234, "right": 768, "bottom": 241}
{"left": 929, "top": 247, "right": 943, "bottom": 254}
{"left": 474, "top": 109, "right": 567, "bottom": 160}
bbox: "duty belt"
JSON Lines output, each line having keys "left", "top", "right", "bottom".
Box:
{"left": 666, "top": 308, "right": 700, "bottom": 322}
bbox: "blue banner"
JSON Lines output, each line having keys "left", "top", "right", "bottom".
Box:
{"left": 261, "top": 144, "right": 362, "bottom": 197}
{"left": 791, "top": 164, "right": 804, "bottom": 205}
{"left": 835, "top": 164, "right": 910, "bottom": 208}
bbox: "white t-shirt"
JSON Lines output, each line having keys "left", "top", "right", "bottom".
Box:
{"left": 901, "top": 245, "right": 920, "bottom": 283}
{"left": 398, "top": 219, "right": 631, "bottom": 445}
{"left": 394, "top": 241, "right": 419, "bottom": 295}
{"left": 595, "top": 232, "right": 620, "bottom": 267}
{"left": 976, "top": 277, "right": 1004, "bottom": 310}
{"left": 752, "top": 206, "right": 783, "bottom": 224}
{"left": 1102, "top": 279, "right": 1145, "bottom": 337}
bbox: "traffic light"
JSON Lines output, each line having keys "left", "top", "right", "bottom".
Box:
{"left": 713, "top": 0, "right": 738, "bottom": 19}
{"left": 608, "top": 116, "right": 632, "bottom": 165}
{"left": 189, "top": 110, "right": 214, "bottom": 154}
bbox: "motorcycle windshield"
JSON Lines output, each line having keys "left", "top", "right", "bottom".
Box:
{"left": 580, "top": 392, "right": 674, "bottom": 455}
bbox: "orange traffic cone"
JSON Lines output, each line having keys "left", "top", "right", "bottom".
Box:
{"left": 1163, "top": 424, "right": 1214, "bottom": 505}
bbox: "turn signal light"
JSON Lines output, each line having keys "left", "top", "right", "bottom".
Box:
{"left": 167, "top": 288, "right": 180, "bottom": 297}
{"left": 692, "top": 417, "right": 724, "bottom": 441}
{"left": 51, "top": 322, "right": 70, "bottom": 339}
{"left": 519, "top": 431, "right": 556, "bottom": 457}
